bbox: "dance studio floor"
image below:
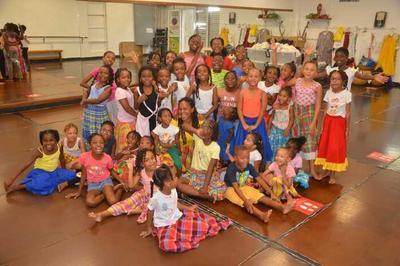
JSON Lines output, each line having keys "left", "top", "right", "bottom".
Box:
{"left": 1, "top": 60, "right": 400, "bottom": 265}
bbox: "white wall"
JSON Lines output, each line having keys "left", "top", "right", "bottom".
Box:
{"left": 0, "top": 0, "right": 134, "bottom": 58}
{"left": 293, "top": 0, "right": 400, "bottom": 81}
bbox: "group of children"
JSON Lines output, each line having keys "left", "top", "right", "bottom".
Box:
{"left": 4, "top": 39, "right": 389, "bottom": 252}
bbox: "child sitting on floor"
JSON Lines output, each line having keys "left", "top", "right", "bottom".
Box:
{"left": 60, "top": 123, "right": 85, "bottom": 170}
{"left": 260, "top": 147, "right": 300, "bottom": 203}
{"left": 152, "top": 108, "right": 182, "bottom": 176}
{"left": 4, "top": 129, "right": 75, "bottom": 195}
{"left": 140, "top": 165, "right": 231, "bottom": 253}
{"left": 88, "top": 148, "right": 158, "bottom": 223}
{"left": 224, "top": 146, "right": 294, "bottom": 223}
{"left": 66, "top": 133, "right": 123, "bottom": 207}
{"left": 100, "top": 121, "right": 116, "bottom": 158}
{"left": 287, "top": 137, "right": 309, "bottom": 189}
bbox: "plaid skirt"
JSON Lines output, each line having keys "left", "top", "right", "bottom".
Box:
{"left": 155, "top": 209, "right": 231, "bottom": 252}
{"left": 107, "top": 188, "right": 149, "bottom": 223}
{"left": 292, "top": 104, "right": 318, "bottom": 160}
{"left": 115, "top": 120, "right": 135, "bottom": 154}
{"left": 269, "top": 125, "right": 290, "bottom": 158}
{"left": 82, "top": 105, "right": 109, "bottom": 142}
{"left": 183, "top": 169, "right": 227, "bottom": 201}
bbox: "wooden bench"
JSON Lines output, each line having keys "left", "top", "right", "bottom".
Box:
{"left": 28, "top": 50, "right": 63, "bottom": 62}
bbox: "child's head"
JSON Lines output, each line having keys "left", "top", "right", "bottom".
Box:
{"left": 277, "top": 86, "right": 292, "bottom": 105}
{"left": 98, "top": 65, "right": 114, "bottom": 86}
{"left": 247, "top": 68, "right": 261, "bottom": 87}
{"left": 178, "top": 97, "right": 199, "bottom": 128}
{"left": 302, "top": 60, "right": 318, "bottom": 80}
{"left": 244, "top": 132, "right": 263, "bottom": 156}
{"left": 152, "top": 164, "right": 175, "bottom": 194}
{"left": 157, "top": 108, "right": 173, "bottom": 126}
{"left": 222, "top": 107, "right": 238, "bottom": 122}
{"left": 19, "top": 24, "right": 26, "bottom": 34}
{"left": 234, "top": 145, "right": 250, "bottom": 170}
{"left": 264, "top": 65, "right": 280, "bottom": 84}
{"left": 88, "top": 133, "right": 105, "bottom": 156}
{"left": 329, "top": 70, "right": 348, "bottom": 91}
{"left": 188, "top": 34, "right": 202, "bottom": 53}
{"left": 139, "top": 135, "right": 155, "bottom": 151}
{"left": 199, "top": 120, "right": 218, "bottom": 142}
{"left": 224, "top": 71, "right": 238, "bottom": 90}
{"left": 281, "top": 62, "right": 296, "bottom": 80}
{"left": 100, "top": 121, "right": 114, "bottom": 142}
{"left": 164, "top": 51, "right": 177, "bottom": 67}
{"left": 63, "top": 123, "right": 78, "bottom": 142}
{"left": 39, "top": 129, "right": 60, "bottom": 152}
{"left": 234, "top": 45, "right": 246, "bottom": 61}
{"left": 157, "top": 67, "right": 171, "bottom": 87}
{"left": 148, "top": 52, "right": 162, "bottom": 69}
{"left": 114, "top": 67, "right": 132, "bottom": 88}
{"left": 334, "top": 47, "right": 349, "bottom": 68}
{"left": 127, "top": 130, "right": 141, "bottom": 149}
{"left": 138, "top": 66, "right": 156, "bottom": 88}
{"left": 102, "top": 51, "right": 116, "bottom": 66}
{"left": 135, "top": 148, "right": 157, "bottom": 173}
{"left": 242, "top": 59, "right": 255, "bottom": 75}
{"left": 212, "top": 55, "right": 224, "bottom": 72}
{"left": 194, "top": 64, "right": 211, "bottom": 85}
{"left": 210, "top": 37, "right": 227, "bottom": 57}
{"left": 172, "top": 57, "right": 186, "bottom": 80}
{"left": 286, "top": 136, "right": 306, "bottom": 159}
{"left": 275, "top": 147, "right": 291, "bottom": 166}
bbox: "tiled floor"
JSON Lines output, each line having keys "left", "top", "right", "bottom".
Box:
{"left": 1, "top": 60, "right": 400, "bottom": 265}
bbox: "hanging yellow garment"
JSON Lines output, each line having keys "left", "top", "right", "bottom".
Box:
{"left": 249, "top": 24, "right": 258, "bottom": 37}
{"left": 375, "top": 35, "right": 397, "bottom": 76}
{"left": 334, "top": 27, "right": 345, "bottom": 42}
{"left": 220, "top": 27, "right": 229, "bottom": 45}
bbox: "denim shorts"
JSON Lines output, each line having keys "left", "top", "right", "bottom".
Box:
{"left": 87, "top": 177, "right": 113, "bottom": 191}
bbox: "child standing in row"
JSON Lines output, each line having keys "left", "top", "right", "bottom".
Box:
{"left": 134, "top": 67, "right": 159, "bottom": 136}
{"left": 66, "top": 133, "right": 122, "bottom": 207}
{"left": 259, "top": 65, "right": 280, "bottom": 126}
{"left": 81, "top": 65, "right": 113, "bottom": 143}
{"left": 211, "top": 55, "right": 228, "bottom": 88}
{"left": 232, "top": 45, "right": 246, "bottom": 78}
{"left": 315, "top": 70, "right": 352, "bottom": 184}
{"left": 188, "top": 64, "right": 218, "bottom": 122}
{"left": 171, "top": 58, "right": 190, "bottom": 114}
{"left": 292, "top": 61, "right": 322, "bottom": 178}
{"left": 114, "top": 68, "right": 137, "bottom": 153}
{"left": 140, "top": 165, "right": 231, "bottom": 252}
{"left": 157, "top": 67, "right": 176, "bottom": 111}
{"left": 268, "top": 87, "right": 294, "bottom": 158}
{"left": 234, "top": 68, "right": 273, "bottom": 163}
{"left": 4, "top": 130, "right": 75, "bottom": 195}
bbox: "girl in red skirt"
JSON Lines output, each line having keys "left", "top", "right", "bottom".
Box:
{"left": 140, "top": 165, "right": 231, "bottom": 252}
{"left": 315, "top": 70, "right": 351, "bottom": 184}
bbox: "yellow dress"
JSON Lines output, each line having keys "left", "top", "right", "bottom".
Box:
{"left": 375, "top": 35, "right": 397, "bottom": 76}
{"left": 334, "top": 27, "right": 345, "bottom": 42}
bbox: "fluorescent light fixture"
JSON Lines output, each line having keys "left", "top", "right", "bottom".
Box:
{"left": 195, "top": 22, "right": 207, "bottom": 27}
{"left": 208, "top": 6, "right": 220, "bottom": 12}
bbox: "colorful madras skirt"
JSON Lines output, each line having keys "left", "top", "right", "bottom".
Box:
{"left": 115, "top": 120, "right": 135, "bottom": 154}
{"left": 107, "top": 188, "right": 149, "bottom": 223}
{"left": 292, "top": 104, "right": 318, "bottom": 160}
{"left": 155, "top": 209, "right": 231, "bottom": 252}
{"left": 315, "top": 115, "right": 348, "bottom": 172}
{"left": 82, "top": 104, "right": 109, "bottom": 142}
{"left": 269, "top": 125, "right": 291, "bottom": 158}
{"left": 269, "top": 177, "right": 299, "bottom": 199}
{"left": 183, "top": 169, "right": 227, "bottom": 201}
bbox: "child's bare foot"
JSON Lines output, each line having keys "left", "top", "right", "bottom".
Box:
{"left": 262, "top": 209, "right": 273, "bottom": 223}
{"left": 283, "top": 199, "right": 295, "bottom": 214}
{"left": 328, "top": 176, "right": 336, "bottom": 184}
{"left": 57, "top": 182, "right": 68, "bottom": 192}
{"left": 88, "top": 212, "right": 103, "bottom": 222}
{"left": 319, "top": 171, "right": 330, "bottom": 180}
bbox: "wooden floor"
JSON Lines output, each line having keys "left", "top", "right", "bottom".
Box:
{"left": 1, "top": 60, "right": 400, "bottom": 265}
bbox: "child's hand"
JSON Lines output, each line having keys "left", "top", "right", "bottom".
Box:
{"left": 244, "top": 200, "right": 254, "bottom": 214}
{"left": 128, "top": 50, "right": 140, "bottom": 64}
{"left": 283, "top": 128, "right": 290, "bottom": 137}
{"left": 373, "top": 73, "right": 389, "bottom": 84}
{"left": 169, "top": 82, "right": 178, "bottom": 93}
{"left": 140, "top": 228, "right": 153, "bottom": 238}
{"left": 309, "top": 123, "right": 316, "bottom": 137}
{"left": 242, "top": 123, "right": 250, "bottom": 131}
{"left": 127, "top": 159, "right": 134, "bottom": 170}
{"left": 247, "top": 125, "right": 256, "bottom": 132}
{"left": 138, "top": 94, "right": 148, "bottom": 103}
{"left": 199, "top": 186, "right": 208, "bottom": 196}
{"left": 65, "top": 190, "right": 81, "bottom": 199}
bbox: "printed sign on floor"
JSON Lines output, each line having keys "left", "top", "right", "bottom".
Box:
{"left": 294, "top": 197, "right": 324, "bottom": 216}
{"left": 367, "top": 152, "right": 395, "bottom": 164}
